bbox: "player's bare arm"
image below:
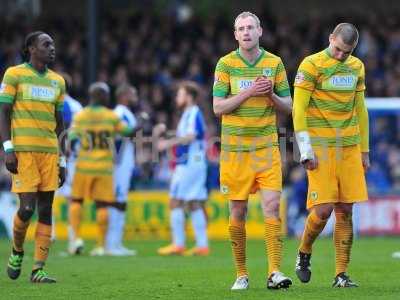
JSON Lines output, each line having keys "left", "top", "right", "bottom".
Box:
{"left": 256, "top": 76, "right": 292, "bottom": 114}
{"left": 0, "top": 103, "right": 18, "bottom": 174}
{"left": 157, "top": 134, "right": 196, "bottom": 151}
{"left": 55, "top": 110, "right": 66, "bottom": 186}
{"left": 270, "top": 94, "right": 292, "bottom": 114}
{"left": 152, "top": 123, "right": 196, "bottom": 151}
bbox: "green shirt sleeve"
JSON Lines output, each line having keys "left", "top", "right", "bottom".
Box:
{"left": 0, "top": 68, "right": 18, "bottom": 104}
{"left": 274, "top": 59, "right": 291, "bottom": 97}
{"left": 212, "top": 58, "right": 230, "bottom": 97}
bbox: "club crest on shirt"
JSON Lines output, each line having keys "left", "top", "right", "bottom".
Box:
{"left": 263, "top": 68, "right": 272, "bottom": 77}
{"left": 295, "top": 71, "right": 305, "bottom": 84}
{"left": 51, "top": 80, "right": 58, "bottom": 88}
{"left": 220, "top": 185, "right": 229, "bottom": 195}
{"left": 310, "top": 191, "right": 318, "bottom": 201}
{"left": 15, "top": 179, "right": 21, "bottom": 188}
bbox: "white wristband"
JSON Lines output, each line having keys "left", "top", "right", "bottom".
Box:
{"left": 3, "top": 140, "right": 14, "bottom": 153}
{"left": 59, "top": 156, "right": 67, "bottom": 168}
{"left": 295, "top": 131, "right": 315, "bottom": 163}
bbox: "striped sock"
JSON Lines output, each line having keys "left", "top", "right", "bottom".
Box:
{"left": 33, "top": 223, "right": 52, "bottom": 270}
{"left": 96, "top": 208, "right": 109, "bottom": 247}
{"left": 13, "top": 214, "right": 30, "bottom": 252}
{"left": 69, "top": 202, "right": 82, "bottom": 240}
{"left": 334, "top": 212, "right": 353, "bottom": 276}
{"left": 264, "top": 218, "right": 282, "bottom": 276}
{"left": 229, "top": 218, "right": 247, "bottom": 277}
{"left": 299, "top": 210, "right": 328, "bottom": 254}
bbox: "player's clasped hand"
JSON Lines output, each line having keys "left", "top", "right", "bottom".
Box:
{"left": 251, "top": 76, "right": 273, "bottom": 96}
{"left": 5, "top": 152, "right": 18, "bottom": 174}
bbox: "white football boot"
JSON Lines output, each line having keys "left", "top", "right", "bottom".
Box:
{"left": 231, "top": 275, "right": 249, "bottom": 290}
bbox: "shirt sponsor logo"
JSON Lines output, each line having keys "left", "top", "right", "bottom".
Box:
{"left": 295, "top": 71, "right": 305, "bottom": 84}
{"left": 30, "top": 86, "right": 56, "bottom": 101}
{"left": 237, "top": 79, "right": 254, "bottom": 91}
{"left": 329, "top": 75, "right": 356, "bottom": 88}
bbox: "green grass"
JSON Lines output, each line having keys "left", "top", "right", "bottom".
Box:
{"left": 0, "top": 238, "right": 399, "bottom": 299}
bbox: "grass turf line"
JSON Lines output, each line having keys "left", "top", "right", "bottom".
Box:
{"left": 0, "top": 238, "right": 399, "bottom": 299}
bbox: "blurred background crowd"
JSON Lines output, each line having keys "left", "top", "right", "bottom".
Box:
{"left": 1, "top": 0, "right": 400, "bottom": 236}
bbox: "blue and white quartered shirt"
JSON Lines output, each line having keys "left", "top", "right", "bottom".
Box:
{"left": 175, "top": 105, "right": 207, "bottom": 166}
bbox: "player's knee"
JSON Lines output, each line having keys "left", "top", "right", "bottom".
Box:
{"left": 264, "top": 197, "right": 280, "bottom": 212}
{"left": 95, "top": 200, "right": 110, "bottom": 209}
{"left": 314, "top": 205, "right": 333, "bottom": 220}
{"left": 170, "top": 199, "right": 183, "bottom": 209}
{"left": 71, "top": 199, "right": 84, "bottom": 205}
{"left": 188, "top": 201, "right": 202, "bottom": 211}
{"left": 113, "top": 202, "right": 127, "bottom": 211}
{"left": 230, "top": 201, "right": 247, "bottom": 220}
{"left": 17, "top": 205, "right": 35, "bottom": 222}
{"left": 37, "top": 203, "right": 53, "bottom": 225}
{"left": 260, "top": 194, "right": 280, "bottom": 218}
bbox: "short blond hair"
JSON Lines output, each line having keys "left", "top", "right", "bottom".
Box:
{"left": 234, "top": 11, "right": 261, "bottom": 30}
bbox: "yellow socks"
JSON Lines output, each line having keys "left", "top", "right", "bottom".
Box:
{"left": 33, "top": 223, "right": 52, "bottom": 270}
{"left": 69, "top": 202, "right": 82, "bottom": 240}
{"left": 334, "top": 212, "right": 353, "bottom": 276}
{"left": 96, "top": 208, "right": 108, "bottom": 247}
{"left": 228, "top": 218, "right": 247, "bottom": 277}
{"left": 12, "top": 214, "right": 30, "bottom": 252}
{"left": 299, "top": 210, "right": 328, "bottom": 254}
{"left": 264, "top": 218, "right": 282, "bottom": 276}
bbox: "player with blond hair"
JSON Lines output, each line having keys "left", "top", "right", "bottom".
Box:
{"left": 213, "top": 12, "right": 293, "bottom": 290}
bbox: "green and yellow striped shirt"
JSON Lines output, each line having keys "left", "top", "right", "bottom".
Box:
{"left": 213, "top": 48, "right": 290, "bottom": 152}
{"left": 70, "top": 106, "right": 131, "bottom": 176}
{"left": 293, "top": 49, "right": 366, "bottom": 147}
{"left": 0, "top": 63, "right": 65, "bottom": 153}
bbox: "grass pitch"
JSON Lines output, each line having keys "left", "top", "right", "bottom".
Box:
{"left": 0, "top": 237, "right": 399, "bottom": 299}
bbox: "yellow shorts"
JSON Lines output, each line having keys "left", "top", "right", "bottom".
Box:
{"left": 219, "top": 147, "right": 282, "bottom": 200}
{"left": 11, "top": 152, "right": 59, "bottom": 193}
{"left": 306, "top": 145, "right": 368, "bottom": 209}
{"left": 71, "top": 172, "right": 114, "bottom": 202}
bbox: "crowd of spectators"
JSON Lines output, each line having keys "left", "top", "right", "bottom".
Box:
{"left": 1, "top": 8, "right": 400, "bottom": 193}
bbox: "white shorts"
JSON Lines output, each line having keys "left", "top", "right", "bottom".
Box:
{"left": 169, "top": 164, "right": 207, "bottom": 201}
